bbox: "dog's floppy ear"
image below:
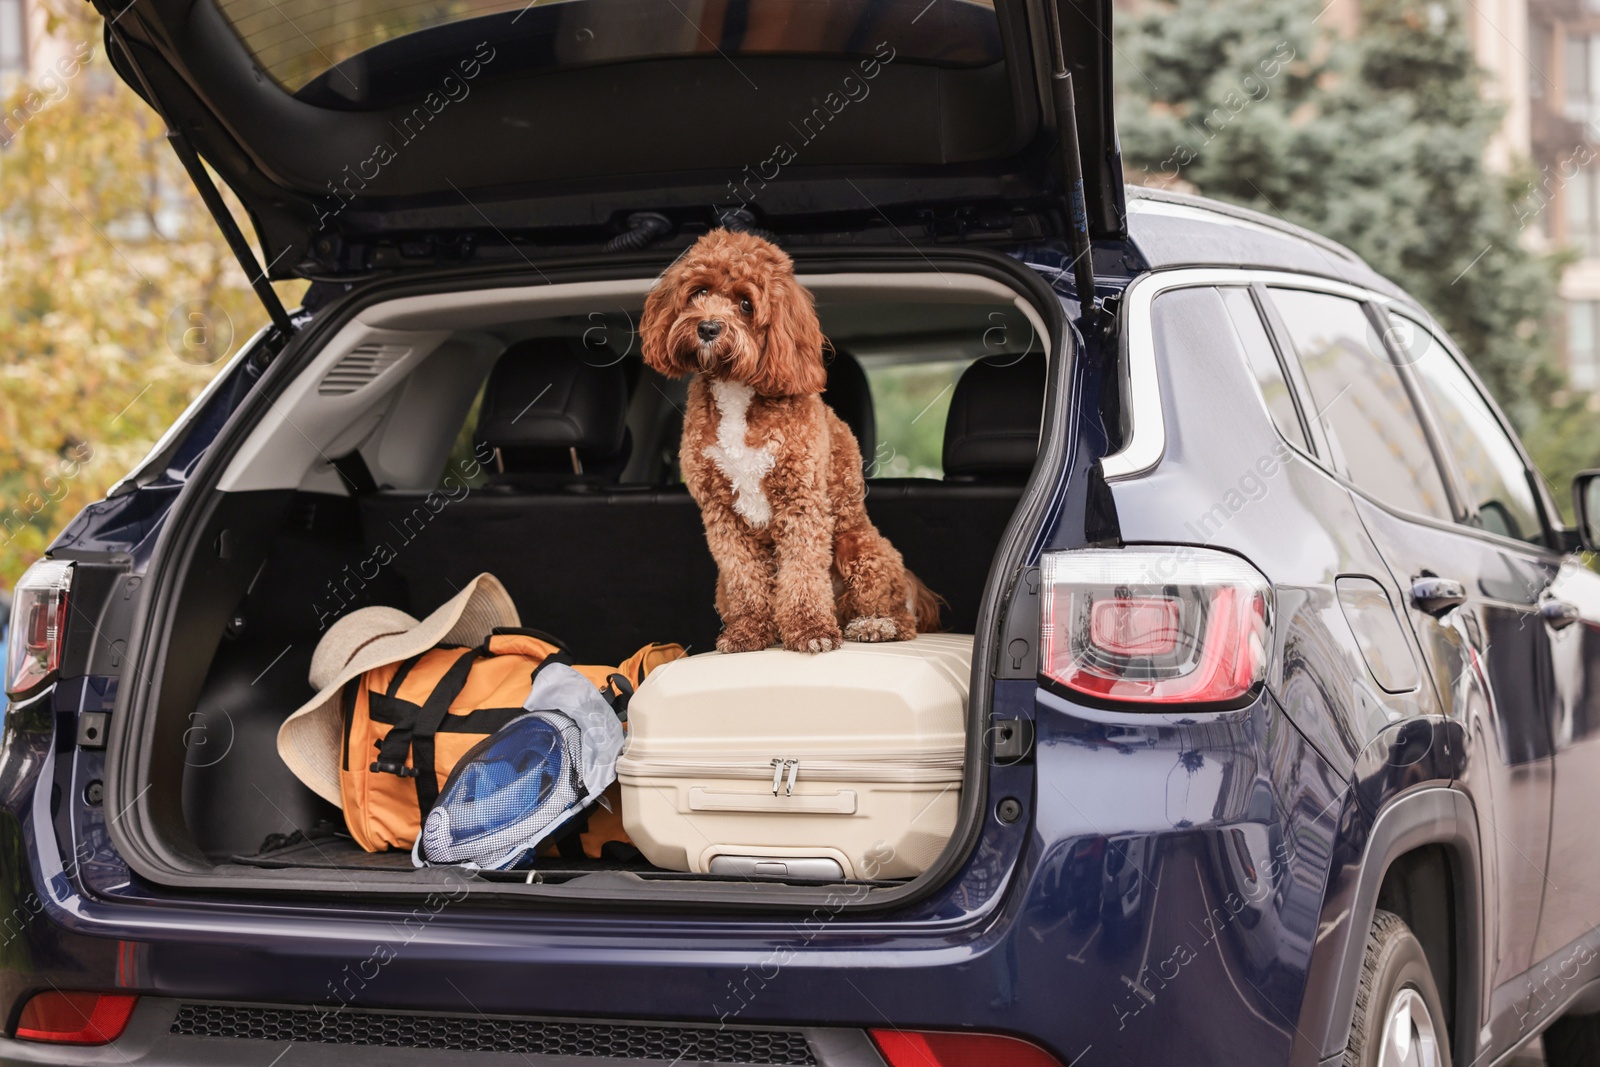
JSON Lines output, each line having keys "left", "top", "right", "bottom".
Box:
{"left": 641, "top": 269, "right": 692, "bottom": 378}
{"left": 754, "top": 273, "right": 827, "bottom": 397}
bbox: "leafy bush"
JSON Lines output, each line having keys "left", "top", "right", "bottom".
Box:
{"left": 0, "top": 4, "right": 302, "bottom": 584}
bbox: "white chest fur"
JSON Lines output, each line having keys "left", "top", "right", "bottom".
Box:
{"left": 703, "top": 379, "right": 777, "bottom": 528}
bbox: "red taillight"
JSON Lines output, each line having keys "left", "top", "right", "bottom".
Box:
{"left": 1040, "top": 547, "right": 1272, "bottom": 708}
{"left": 1088, "top": 596, "right": 1180, "bottom": 656}
{"left": 5, "top": 559, "right": 73, "bottom": 698}
{"left": 14, "top": 991, "right": 138, "bottom": 1045}
{"left": 870, "top": 1030, "right": 1065, "bottom": 1067}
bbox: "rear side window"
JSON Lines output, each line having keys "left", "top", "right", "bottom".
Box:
{"left": 1217, "top": 287, "right": 1310, "bottom": 453}
{"left": 1267, "top": 289, "right": 1452, "bottom": 522}
{"left": 1391, "top": 315, "right": 1546, "bottom": 546}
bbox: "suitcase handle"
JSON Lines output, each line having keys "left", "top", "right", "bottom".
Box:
{"left": 688, "top": 787, "right": 857, "bottom": 815}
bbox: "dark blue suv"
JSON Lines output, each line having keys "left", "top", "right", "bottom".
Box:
{"left": 9, "top": 1, "right": 1600, "bottom": 1065}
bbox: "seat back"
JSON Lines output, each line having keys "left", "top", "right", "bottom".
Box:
{"left": 822, "top": 347, "right": 877, "bottom": 470}
{"left": 474, "top": 339, "right": 631, "bottom": 488}
{"left": 942, "top": 353, "right": 1046, "bottom": 483}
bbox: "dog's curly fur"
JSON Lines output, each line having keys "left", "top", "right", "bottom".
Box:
{"left": 642, "top": 229, "right": 940, "bottom": 653}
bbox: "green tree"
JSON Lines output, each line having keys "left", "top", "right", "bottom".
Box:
{"left": 1116, "top": 0, "right": 1600, "bottom": 512}
{"left": 0, "top": 4, "right": 303, "bottom": 584}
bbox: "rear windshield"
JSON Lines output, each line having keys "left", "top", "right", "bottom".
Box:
{"left": 217, "top": 0, "right": 1003, "bottom": 97}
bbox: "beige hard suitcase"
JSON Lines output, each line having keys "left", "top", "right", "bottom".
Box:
{"left": 617, "top": 634, "right": 971, "bottom": 879}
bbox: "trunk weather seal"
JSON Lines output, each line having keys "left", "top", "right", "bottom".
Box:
{"left": 104, "top": 247, "right": 1074, "bottom": 915}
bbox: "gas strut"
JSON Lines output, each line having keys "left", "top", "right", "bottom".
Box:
{"left": 1044, "top": 0, "right": 1100, "bottom": 321}
{"left": 103, "top": 19, "right": 297, "bottom": 338}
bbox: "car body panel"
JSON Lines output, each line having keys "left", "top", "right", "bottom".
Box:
{"left": 1121, "top": 191, "right": 1406, "bottom": 299}
{"left": 11, "top": 190, "right": 1600, "bottom": 1067}
{"left": 1351, "top": 494, "right": 1557, "bottom": 987}
{"left": 1100, "top": 270, "right": 1440, "bottom": 774}
{"left": 1536, "top": 561, "right": 1600, "bottom": 958}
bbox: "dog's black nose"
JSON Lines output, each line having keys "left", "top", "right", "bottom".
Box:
{"left": 698, "top": 320, "right": 724, "bottom": 342}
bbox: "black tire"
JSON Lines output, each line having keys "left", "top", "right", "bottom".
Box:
{"left": 1346, "top": 910, "right": 1452, "bottom": 1067}
{"left": 1544, "top": 1009, "right": 1600, "bottom": 1066}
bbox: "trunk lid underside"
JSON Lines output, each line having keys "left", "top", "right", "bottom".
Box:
{"left": 95, "top": 0, "right": 1123, "bottom": 280}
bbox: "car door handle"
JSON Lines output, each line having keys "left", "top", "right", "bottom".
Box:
{"left": 1540, "top": 597, "right": 1582, "bottom": 631}
{"left": 1411, "top": 576, "right": 1467, "bottom": 617}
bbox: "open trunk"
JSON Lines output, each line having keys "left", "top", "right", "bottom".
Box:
{"left": 104, "top": 252, "right": 1067, "bottom": 907}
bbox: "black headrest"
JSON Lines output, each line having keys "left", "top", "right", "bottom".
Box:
{"left": 474, "top": 339, "right": 629, "bottom": 480}
{"left": 823, "top": 347, "right": 876, "bottom": 472}
{"left": 942, "top": 353, "right": 1045, "bottom": 480}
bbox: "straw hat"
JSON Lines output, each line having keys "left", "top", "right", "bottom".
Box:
{"left": 276, "top": 573, "right": 519, "bottom": 806}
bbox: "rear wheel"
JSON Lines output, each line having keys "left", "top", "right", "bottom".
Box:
{"left": 1346, "top": 910, "right": 1451, "bottom": 1067}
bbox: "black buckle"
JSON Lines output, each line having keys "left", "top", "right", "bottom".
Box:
{"left": 370, "top": 760, "right": 417, "bottom": 778}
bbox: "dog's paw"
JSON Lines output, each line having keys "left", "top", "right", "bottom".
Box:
{"left": 800, "top": 635, "right": 843, "bottom": 654}
{"left": 783, "top": 624, "right": 843, "bottom": 654}
{"left": 717, "top": 627, "right": 774, "bottom": 654}
{"left": 844, "top": 616, "right": 904, "bottom": 643}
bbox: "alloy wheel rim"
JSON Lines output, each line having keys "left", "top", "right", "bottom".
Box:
{"left": 1377, "top": 986, "right": 1442, "bottom": 1067}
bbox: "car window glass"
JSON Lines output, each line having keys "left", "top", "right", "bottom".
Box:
{"left": 1391, "top": 315, "right": 1546, "bottom": 546}
{"left": 1267, "top": 288, "right": 1452, "bottom": 521}
{"left": 1217, "top": 287, "right": 1310, "bottom": 453}
{"left": 863, "top": 357, "right": 968, "bottom": 478}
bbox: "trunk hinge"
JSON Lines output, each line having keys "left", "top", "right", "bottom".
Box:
{"left": 1044, "top": 0, "right": 1100, "bottom": 322}
{"left": 104, "top": 22, "right": 297, "bottom": 338}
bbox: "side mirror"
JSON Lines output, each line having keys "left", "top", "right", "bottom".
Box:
{"left": 1573, "top": 470, "right": 1600, "bottom": 551}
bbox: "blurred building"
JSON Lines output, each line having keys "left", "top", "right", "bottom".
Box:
{"left": 2, "top": 0, "right": 78, "bottom": 85}
{"left": 0, "top": 0, "right": 26, "bottom": 79}
{"left": 1156, "top": 0, "right": 1593, "bottom": 392}
{"left": 1528, "top": 0, "right": 1600, "bottom": 390}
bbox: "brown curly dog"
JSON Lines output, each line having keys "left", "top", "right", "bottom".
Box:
{"left": 642, "top": 229, "right": 940, "bottom": 653}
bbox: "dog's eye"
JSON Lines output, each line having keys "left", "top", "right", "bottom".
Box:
{"left": 692, "top": 288, "right": 709, "bottom": 301}
{"left": 739, "top": 297, "right": 753, "bottom": 315}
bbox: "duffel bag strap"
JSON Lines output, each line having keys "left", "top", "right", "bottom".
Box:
{"left": 364, "top": 652, "right": 425, "bottom": 777}
{"left": 367, "top": 653, "right": 427, "bottom": 776}
{"left": 552, "top": 813, "right": 591, "bottom": 860}
{"left": 409, "top": 646, "right": 488, "bottom": 815}
{"left": 600, "top": 672, "right": 635, "bottom": 722}
{"left": 530, "top": 647, "right": 576, "bottom": 678}
{"left": 369, "top": 647, "right": 486, "bottom": 817}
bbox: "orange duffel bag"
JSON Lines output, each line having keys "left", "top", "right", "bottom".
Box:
{"left": 342, "top": 630, "right": 683, "bottom": 853}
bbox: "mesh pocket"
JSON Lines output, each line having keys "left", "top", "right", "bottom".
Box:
{"left": 419, "top": 711, "right": 588, "bottom": 869}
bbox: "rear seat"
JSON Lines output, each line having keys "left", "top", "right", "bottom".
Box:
{"left": 359, "top": 351, "right": 1044, "bottom": 661}
{"left": 365, "top": 340, "right": 716, "bottom": 658}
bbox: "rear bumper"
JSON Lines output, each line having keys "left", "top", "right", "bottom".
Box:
{"left": 7, "top": 686, "right": 1352, "bottom": 1067}
{"left": 0, "top": 1000, "right": 883, "bottom": 1067}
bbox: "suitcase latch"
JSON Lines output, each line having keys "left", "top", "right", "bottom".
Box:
{"left": 770, "top": 758, "right": 800, "bottom": 796}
